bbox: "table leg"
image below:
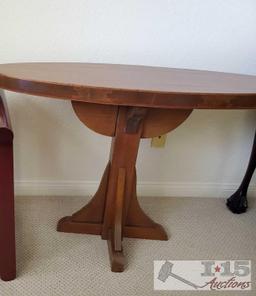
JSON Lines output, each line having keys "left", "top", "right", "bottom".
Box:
{"left": 57, "top": 103, "right": 192, "bottom": 272}
{"left": 227, "top": 131, "right": 256, "bottom": 214}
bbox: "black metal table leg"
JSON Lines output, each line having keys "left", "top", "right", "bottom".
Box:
{"left": 226, "top": 131, "right": 256, "bottom": 214}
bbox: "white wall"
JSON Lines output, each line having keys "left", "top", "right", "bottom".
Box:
{"left": 1, "top": 0, "right": 256, "bottom": 197}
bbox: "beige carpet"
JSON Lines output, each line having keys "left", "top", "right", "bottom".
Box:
{"left": 0, "top": 196, "right": 255, "bottom": 296}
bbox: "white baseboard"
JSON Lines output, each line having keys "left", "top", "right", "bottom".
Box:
{"left": 14, "top": 180, "right": 256, "bottom": 198}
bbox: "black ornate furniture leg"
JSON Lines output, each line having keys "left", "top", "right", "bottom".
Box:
{"left": 226, "top": 131, "right": 256, "bottom": 214}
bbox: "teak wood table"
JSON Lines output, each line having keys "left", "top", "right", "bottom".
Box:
{"left": 0, "top": 63, "right": 256, "bottom": 276}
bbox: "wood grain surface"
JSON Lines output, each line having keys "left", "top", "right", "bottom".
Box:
{"left": 0, "top": 63, "right": 256, "bottom": 109}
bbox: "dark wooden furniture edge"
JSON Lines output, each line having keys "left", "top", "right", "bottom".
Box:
{"left": 0, "top": 89, "right": 13, "bottom": 142}
{"left": 0, "top": 89, "right": 16, "bottom": 281}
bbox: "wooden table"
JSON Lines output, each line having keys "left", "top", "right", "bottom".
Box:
{"left": 0, "top": 63, "right": 256, "bottom": 274}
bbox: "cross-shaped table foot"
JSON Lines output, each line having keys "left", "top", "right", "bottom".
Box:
{"left": 57, "top": 102, "right": 192, "bottom": 271}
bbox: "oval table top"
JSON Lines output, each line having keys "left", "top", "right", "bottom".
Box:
{"left": 0, "top": 62, "right": 256, "bottom": 109}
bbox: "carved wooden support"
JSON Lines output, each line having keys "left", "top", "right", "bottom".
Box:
{"left": 57, "top": 101, "right": 192, "bottom": 272}
{"left": 71, "top": 101, "right": 192, "bottom": 138}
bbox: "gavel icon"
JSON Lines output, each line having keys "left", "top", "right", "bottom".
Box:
{"left": 157, "top": 261, "right": 199, "bottom": 289}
